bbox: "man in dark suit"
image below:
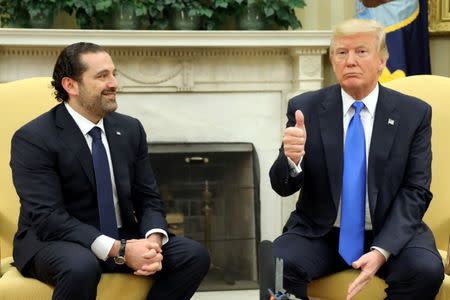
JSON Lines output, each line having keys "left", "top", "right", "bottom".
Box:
{"left": 10, "top": 42, "right": 210, "bottom": 300}
{"left": 270, "top": 19, "right": 444, "bottom": 300}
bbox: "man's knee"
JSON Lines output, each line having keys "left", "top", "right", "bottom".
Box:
{"left": 167, "top": 237, "right": 210, "bottom": 275}
{"left": 410, "top": 254, "right": 444, "bottom": 290}
{"left": 385, "top": 248, "right": 444, "bottom": 296}
{"left": 188, "top": 240, "right": 210, "bottom": 275}
{"left": 273, "top": 238, "right": 309, "bottom": 283}
{"left": 60, "top": 250, "right": 102, "bottom": 286}
{"left": 273, "top": 236, "right": 310, "bottom": 278}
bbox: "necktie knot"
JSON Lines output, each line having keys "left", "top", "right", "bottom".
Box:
{"left": 352, "top": 101, "right": 365, "bottom": 115}
{"left": 89, "top": 126, "right": 102, "bottom": 141}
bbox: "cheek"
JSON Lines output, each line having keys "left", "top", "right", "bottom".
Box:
{"left": 333, "top": 66, "right": 345, "bottom": 79}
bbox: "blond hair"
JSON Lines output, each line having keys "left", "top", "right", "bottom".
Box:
{"left": 329, "top": 18, "right": 389, "bottom": 60}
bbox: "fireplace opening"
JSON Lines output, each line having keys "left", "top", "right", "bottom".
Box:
{"left": 149, "top": 142, "right": 260, "bottom": 291}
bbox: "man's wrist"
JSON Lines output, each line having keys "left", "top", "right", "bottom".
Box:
{"left": 287, "top": 156, "right": 302, "bottom": 177}
{"left": 108, "top": 240, "right": 121, "bottom": 258}
{"left": 371, "top": 246, "right": 390, "bottom": 261}
{"left": 145, "top": 229, "right": 169, "bottom": 245}
{"left": 147, "top": 233, "right": 163, "bottom": 247}
{"left": 113, "top": 239, "right": 127, "bottom": 265}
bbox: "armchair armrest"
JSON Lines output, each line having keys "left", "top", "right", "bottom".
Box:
{"left": 445, "top": 236, "right": 450, "bottom": 275}
{"left": 1, "top": 257, "right": 14, "bottom": 278}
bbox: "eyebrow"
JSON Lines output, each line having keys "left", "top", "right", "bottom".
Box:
{"left": 335, "top": 43, "right": 370, "bottom": 48}
{"left": 95, "top": 68, "right": 116, "bottom": 76}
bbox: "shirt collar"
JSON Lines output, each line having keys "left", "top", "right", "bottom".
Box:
{"left": 64, "top": 102, "right": 105, "bottom": 136}
{"left": 341, "top": 83, "right": 379, "bottom": 118}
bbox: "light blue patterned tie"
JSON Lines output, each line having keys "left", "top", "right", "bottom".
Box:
{"left": 339, "top": 101, "right": 366, "bottom": 265}
{"left": 89, "top": 126, "right": 118, "bottom": 239}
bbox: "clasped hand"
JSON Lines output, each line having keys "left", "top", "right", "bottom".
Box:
{"left": 125, "top": 238, "right": 163, "bottom": 276}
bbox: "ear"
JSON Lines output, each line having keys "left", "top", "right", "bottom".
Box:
{"left": 61, "top": 77, "right": 79, "bottom": 98}
{"left": 330, "top": 56, "right": 337, "bottom": 73}
{"left": 379, "top": 56, "right": 387, "bottom": 72}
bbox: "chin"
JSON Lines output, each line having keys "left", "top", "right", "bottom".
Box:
{"left": 109, "top": 104, "right": 118, "bottom": 112}
{"left": 103, "top": 102, "right": 117, "bottom": 114}
{"left": 341, "top": 79, "right": 361, "bottom": 89}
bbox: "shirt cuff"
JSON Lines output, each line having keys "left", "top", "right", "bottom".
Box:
{"left": 287, "top": 156, "right": 303, "bottom": 177}
{"left": 91, "top": 234, "right": 116, "bottom": 261}
{"left": 371, "top": 246, "right": 391, "bottom": 261}
{"left": 145, "top": 229, "right": 169, "bottom": 246}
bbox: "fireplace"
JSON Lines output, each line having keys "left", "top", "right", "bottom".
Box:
{"left": 149, "top": 143, "right": 259, "bottom": 290}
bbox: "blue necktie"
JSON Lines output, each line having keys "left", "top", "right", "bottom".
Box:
{"left": 89, "top": 127, "right": 118, "bottom": 239}
{"left": 339, "top": 101, "right": 366, "bottom": 265}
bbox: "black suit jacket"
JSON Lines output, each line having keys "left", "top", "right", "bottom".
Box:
{"left": 270, "top": 84, "right": 438, "bottom": 257}
{"left": 10, "top": 103, "right": 167, "bottom": 272}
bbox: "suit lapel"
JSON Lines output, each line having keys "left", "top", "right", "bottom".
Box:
{"left": 319, "top": 86, "right": 344, "bottom": 209}
{"left": 368, "top": 85, "right": 399, "bottom": 215}
{"left": 55, "top": 104, "right": 96, "bottom": 189}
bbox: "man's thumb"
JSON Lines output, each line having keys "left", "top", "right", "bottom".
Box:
{"left": 352, "top": 258, "right": 363, "bottom": 270}
{"left": 295, "top": 110, "right": 305, "bottom": 128}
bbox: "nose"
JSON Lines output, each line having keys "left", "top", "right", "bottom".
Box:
{"left": 108, "top": 75, "right": 118, "bottom": 89}
{"left": 345, "top": 51, "right": 357, "bottom": 66}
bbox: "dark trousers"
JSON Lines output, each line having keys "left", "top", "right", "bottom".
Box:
{"left": 273, "top": 228, "right": 444, "bottom": 300}
{"left": 25, "top": 235, "right": 210, "bottom": 300}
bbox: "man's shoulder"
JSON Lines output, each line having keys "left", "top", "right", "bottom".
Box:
{"left": 288, "top": 84, "right": 340, "bottom": 109}
{"left": 16, "top": 104, "right": 60, "bottom": 134}
{"left": 380, "top": 85, "right": 431, "bottom": 111}
{"left": 289, "top": 84, "right": 339, "bottom": 103}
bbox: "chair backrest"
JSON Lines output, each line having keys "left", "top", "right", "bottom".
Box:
{"left": 0, "top": 77, "right": 56, "bottom": 258}
{"left": 384, "top": 75, "right": 450, "bottom": 251}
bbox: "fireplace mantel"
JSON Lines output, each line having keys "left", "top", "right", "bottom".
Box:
{"left": 0, "top": 29, "right": 331, "bottom": 94}
{"left": 0, "top": 29, "right": 332, "bottom": 242}
{"left": 0, "top": 28, "right": 331, "bottom": 47}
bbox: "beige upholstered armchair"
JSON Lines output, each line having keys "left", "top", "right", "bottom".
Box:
{"left": 0, "top": 77, "right": 153, "bottom": 299}
{"left": 308, "top": 75, "right": 450, "bottom": 300}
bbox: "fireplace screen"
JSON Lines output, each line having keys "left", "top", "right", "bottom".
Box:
{"left": 149, "top": 143, "right": 259, "bottom": 291}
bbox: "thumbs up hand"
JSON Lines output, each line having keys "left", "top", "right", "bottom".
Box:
{"left": 283, "top": 110, "right": 307, "bottom": 165}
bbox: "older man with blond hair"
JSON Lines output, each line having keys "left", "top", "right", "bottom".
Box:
{"left": 270, "top": 18, "right": 444, "bottom": 300}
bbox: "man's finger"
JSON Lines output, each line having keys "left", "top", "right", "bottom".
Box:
{"left": 347, "top": 277, "right": 370, "bottom": 300}
{"left": 284, "top": 127, "right": 305, "bottom": 138}
{"left": 347, "top": 271, "right": 372, "bottom": 300}
{"left": 142, "top": 249, "right": 158, "bottom": 259}
{"left": 144, "top": 240, "right": 162, "bottom": 253}
{"left": 134, "top": 269, "right": 154, "bottom": 276}
{"left": 352, "top": 258, "right": 363, "bottom": 269}
{"left": 295, "top": 110, "right": 305, "bottom": 129}
{"left": 141, "top": 261, "right": 163, "bottom": 273}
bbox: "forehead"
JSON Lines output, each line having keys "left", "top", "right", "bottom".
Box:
{"left": 333, "top": 32, "right": 378, "bottom": 49}
{"left": 80, "top": 51, "right": 115, "bottom": 73}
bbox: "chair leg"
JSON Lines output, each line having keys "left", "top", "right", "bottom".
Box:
{"left": 259, "top": 240, "right": 275, "bottom": 300}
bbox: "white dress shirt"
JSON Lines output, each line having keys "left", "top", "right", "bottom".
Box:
{"left": 287, "top": 84, "right": 390, "bottom": 260}
{"left": 64, "top": 103, "right": 168, "bottom": 260}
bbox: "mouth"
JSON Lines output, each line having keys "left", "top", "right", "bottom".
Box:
{"left": 102, "top": 90, "right": 116, "bottom": 99}
{"left": 343, "top": 72, "right": 362, "bottom": 78}
{"left": 344, "top": 72, "right": 361, "bottom": 77}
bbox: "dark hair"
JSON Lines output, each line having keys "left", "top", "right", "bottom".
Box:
{"left": 51, "top": 42, "right": 106, "bottom": 102}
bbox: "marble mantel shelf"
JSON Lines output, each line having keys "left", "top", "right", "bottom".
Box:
{"left": 0, "top": 28, "right": 331, "bottom": 48}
